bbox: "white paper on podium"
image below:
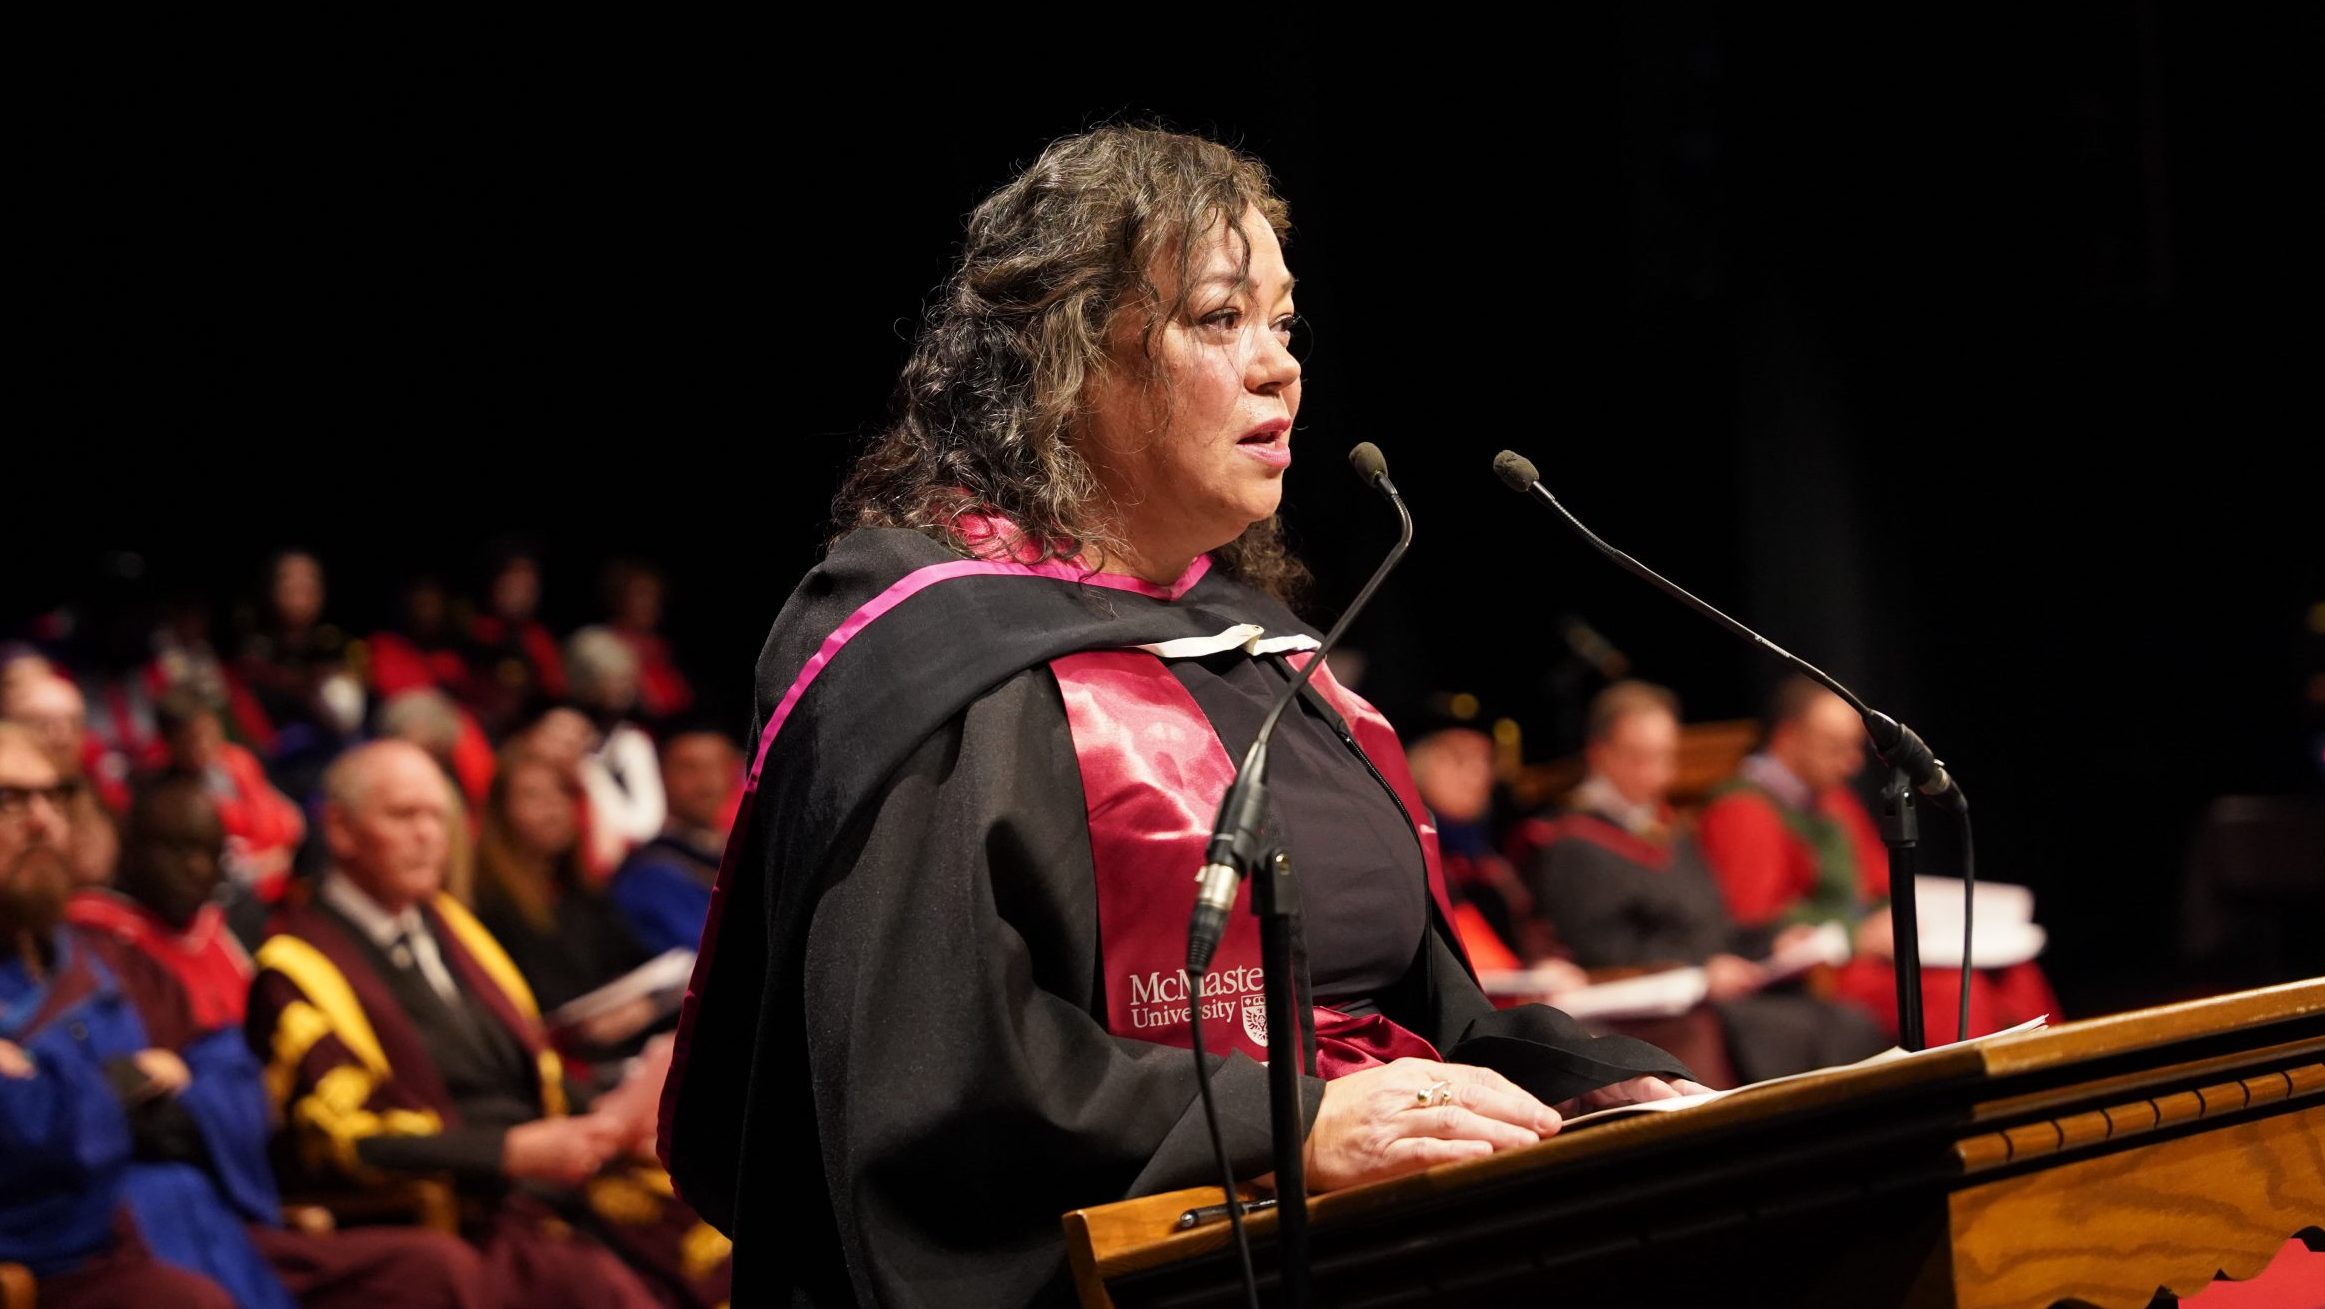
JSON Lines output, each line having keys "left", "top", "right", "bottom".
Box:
{"left": 1557, "top": 1014, "right": 2052, "bottom": 1131}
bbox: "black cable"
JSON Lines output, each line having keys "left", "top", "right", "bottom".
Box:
{"left": 1185, "top": 968, "right": 1261, "bottom": 1309}
{"left": 1959, "top": 812, "right": 1976, "bottom": 1043}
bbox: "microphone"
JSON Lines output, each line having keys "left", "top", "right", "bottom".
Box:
{"left": 1188, "top": 442, "right": 1414, "bottom": 970}
{"left": 1490, "top": 450, "right": 1964, "bottom": 813}
{"left": 1349, "top": 440, "right": 1397, "bottom": 498}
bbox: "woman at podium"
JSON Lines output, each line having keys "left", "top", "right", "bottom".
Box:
{"left": 660, "top": 125, "right": 1702, "bottom": 1306}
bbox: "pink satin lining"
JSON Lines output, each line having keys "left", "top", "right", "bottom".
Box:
{"left": 747, "top": 551, "right": 1212, "bottom": 786}
{"left": 1055, "top": 648, "right": 1442, "bottom": 1080}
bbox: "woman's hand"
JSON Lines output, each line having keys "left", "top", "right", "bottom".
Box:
{"left": 1302, "top": 1058, "right": 1560, "bottom": 1193}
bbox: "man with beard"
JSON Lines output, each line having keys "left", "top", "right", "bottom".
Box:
{"left": 1697, "top": 677, "right": 2059, "bottom": 1043}
{"left": 0, "top": 722, "right": 233, "bottom": 1308}
{"left": 68, "top": 774, "right": 489, "bottom": 1308}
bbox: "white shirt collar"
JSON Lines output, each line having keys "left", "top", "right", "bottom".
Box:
{"left": 320, "top": 873, "right": 463, "bottom": 1004}
{"left": 1571, "top": 773, "right": 1664, "bottom": 836}
{"left": 320, "top": 872, "right": 427, "bottom": 950}
{"left": 1131, "top": 623, "right": 1320, "bottom": 660}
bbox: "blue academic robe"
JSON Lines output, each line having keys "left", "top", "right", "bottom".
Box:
{"left": 2, "top": 934, "right": 292, "bottom": 1308}
{"left": 0, "top": 939, "right": 133, "bottom": 1277}
{"left": 609, "top": 834, "right": 718, "bottom": 955}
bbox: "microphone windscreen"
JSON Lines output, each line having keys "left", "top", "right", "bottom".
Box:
{"left": 1491, "top": 450, "right": 1540, "bottom": 491}
{"left": 1348, "top": 442, "right": 1389, "bottom": 486}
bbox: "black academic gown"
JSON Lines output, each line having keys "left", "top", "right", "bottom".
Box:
{"left": 663, "top": 529, "right": 1689, "bottom": 1308}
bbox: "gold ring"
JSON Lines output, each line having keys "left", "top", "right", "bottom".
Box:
{"left": 1414, "top": 1079, "right": 1453, "bottom": 1108}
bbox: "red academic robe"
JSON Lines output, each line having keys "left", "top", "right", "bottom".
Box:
{"left": 1697, "top": 783, "right": 2059, "bottom": 1044}
{"left": 203, "top": 743, "right": 306, "bottom": 903}
{"left": 64, "top": 892, "right": 253, "bottom": 1031}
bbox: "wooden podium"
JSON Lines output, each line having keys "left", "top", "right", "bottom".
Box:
{"left": 1064, "top": 979, "right": 2325, "bottom": 1308}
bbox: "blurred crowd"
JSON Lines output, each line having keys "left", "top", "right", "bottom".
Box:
{"left": 2, "top": 547, "right": 736, "bottom": 1309}
{"left": 1, "top": 541, "right": 2069, "bottom": 1309}
{"left": 1404, "top": 675, "right": 2060, "bottom": 1090}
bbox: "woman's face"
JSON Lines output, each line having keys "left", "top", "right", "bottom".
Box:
{"left": 273, "top": 555, "right": 324, "bottom": 629}
{"left": 492, "top": 559, "right": 540, "bottom": 620}
{"left": 1083, "top": 206, "right": 1302, "bottom": 575}
{"left": 615, "top": 573, "right": 662, "bottom": 631}
{"left": 502, "top": 762, "right": 576, "bottom": 857}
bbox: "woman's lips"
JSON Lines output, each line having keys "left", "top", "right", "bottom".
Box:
{"left": 1237, "top": 421, "right": 1292, "bottom": 469}
{"left": 1236, "top": 434, "right": 1291, "bottom": 469}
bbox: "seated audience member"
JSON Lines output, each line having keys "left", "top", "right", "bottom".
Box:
{"left": 1696, "top": 676, "right": 2060, "bottom": 1043}
{"left": 473, "top": 753, "right": 655, "bottom": 1051}
{"left": 7, "top": 658, "right": 136, "bottom": 814}
{"left": 377, "top": 690, "right": 495, "bottom": 812}
{"left": 147, "top": 593, "right": 229, "bottom": 702}
{"left": 246, "top": 742, "right": 730, "bottom": 1309}
{"left": 601, "top": 563, "right": 693, "bottom": 727}
{"left": 608, "top": 728, "right": 740, "bottom": 957}
{"left": 67, "top": 775, "right": 488, "bottom": 1308}
{"left": 2, "top": 669, "right": 120, "bottom": 886}
{"left": 564, "top": 628, "right": 665, "bottom": 878}
{"left": 1, "top": 723, "right": 237, "bottom": 1308}
{"left": 234, "top": 551, "right": 363, "bottom": 796}
{"left": 367, "top": 578, "right": 477, "bottom": 703}
{"left": 1528, "top": 682, "right": 1888, "bottom": 1082}
{"left": 1404, "top": 713, "right": 1578, "bottom": 983}
{"left": 463, "top": 548, "right": 564, "bottom": 738}
{"left": 66, "top": 779, "right": 254, "bottom": 1035}
{"left": 156, "top": 689, "right": 304, "bottom": 906}
{"left": 505, "top": 705, "right": 595, "bottom": 874}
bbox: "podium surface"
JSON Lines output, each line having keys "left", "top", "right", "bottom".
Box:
{"left": 1065, "top": 979, "right": 2325, "bottom": 1308}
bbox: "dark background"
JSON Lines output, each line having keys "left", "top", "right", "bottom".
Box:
{"left": 17, "top": 8, "right": 2323, "bottom": 1016}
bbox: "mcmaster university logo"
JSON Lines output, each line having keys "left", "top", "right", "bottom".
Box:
{"left": 1123, "top": 965, "right": 1268, "bottom": 1045}
{"left": 1240, "top": 993, "right": 1268, "bottom": 1045}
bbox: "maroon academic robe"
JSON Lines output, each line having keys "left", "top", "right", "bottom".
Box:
{"left": 246, "top": 893, "right": 728, "bottom": 1309}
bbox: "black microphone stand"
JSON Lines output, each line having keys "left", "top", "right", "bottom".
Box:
{"left": 1253, "top": 847, "right": 1308, "bottom": 1306}
{"left": 1878, "top": 770, "right": 1927, "bottom": 1051}
{"left": 1493, "top": 451, "right": 1963, "bottom": 1051}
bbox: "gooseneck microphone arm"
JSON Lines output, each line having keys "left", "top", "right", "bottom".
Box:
{"left": 1187, "top": 441, "right": 1414, "bottom": 972}
{"left": 1488, "top": 451, "right": 1962, "bottom": 813}
{"left": 1492, "top": 449, "right": 1964, "bottom": 1052}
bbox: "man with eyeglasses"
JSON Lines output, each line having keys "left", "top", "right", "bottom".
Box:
{"left": 0, "top": 669, "right": 120, "bottom": 887}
